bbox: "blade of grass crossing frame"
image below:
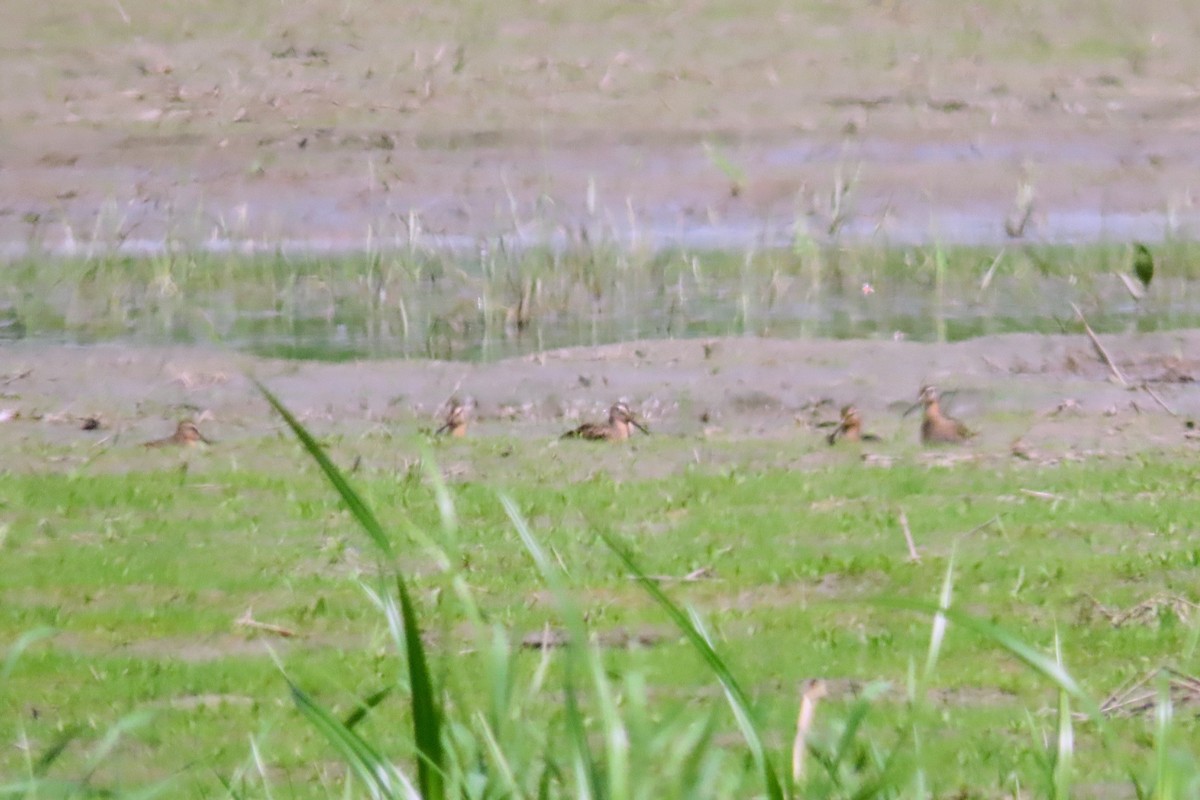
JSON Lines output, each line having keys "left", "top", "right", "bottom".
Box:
{"left": 396, "top": 574, "right": 445, "bottom": 800}
{"left": 501, "top": 494, "right": 602, "bottom": 800}
{"left": 289, "top": 681, "right": 413, "bottom": 800}
{"left": 343, "top": 687, "right": 395, "bottom": 731}
{"left": 594, "top": 526, "right": 785, "bottom": 800}
{"left": 884, "top": 598, "right": 1102, "bottom": 721}
{"left": 257, "top": 381, "right": 444, "bottom": 799}
{"left": 2, "top": 627, "right": 56, "bottom": 680}
{"left": 1051, "top": 631, "right": 1074, "bottom": 800}
{"left": 255, "top": 380, "right": 393, "bottom": 558}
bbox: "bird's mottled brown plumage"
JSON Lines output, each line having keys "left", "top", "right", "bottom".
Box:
{"left": 826, "top": 404, "right": 880, "bottom": 445}
{"left": 562, "top": 402, "right": 649, "bottom": 441}
{"left": 914, "top": 386, "right": 975, "bottom": 444}
{"left": 436, "top": 401, "right": 469, "bottom": 437}
{"left": 144, "top": 421, "right": 211, "bottom": 448}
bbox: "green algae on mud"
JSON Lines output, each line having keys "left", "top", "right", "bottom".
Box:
{"left": 4, "top": 241, "right": 1200, "bottom": 361}
{"left": 2, "top": 438, "right": 1199, "bottom": 795}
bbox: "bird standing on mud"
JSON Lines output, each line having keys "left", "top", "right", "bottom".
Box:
{"left": 826, "top": 404, "right": 880, "bottom": 445}
{"left": 435, "top": 400, "right": 469, "bottom": 437}
{"left": 906, "top": 385, "right": 975, "bottom": 444}
{"left": 562, "top": 402, "right": 650, "bottom": 441}
{"left": 144, "top": 420, "right": 211, "bottom": 448}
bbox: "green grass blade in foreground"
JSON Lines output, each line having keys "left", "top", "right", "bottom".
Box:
{"left": 884, "top": 598, "right": 1103, "bottom": 722}
{"left": 3, "top": 627, "right": 56, "bottom": 680}
{"left": 289, "top": 681, "right": 415, "bottom": 800}
{"left": 344, "top": 686, "right": 396, "bottom": 730}
{"left": 501, "top": 494, "right": 602, "bottom": 800}
{"left": 923, "top": 549, "right": 955, "bottom": 682}
{"left": 254, "top": 379, "right": 393, "bottom": 558}
{"left": 594, "top": 526, "right": 786, "bottom": 800}
{"left": 1052, "top": 632, "right": 1074, "bottom": 800}
{"left": 394, "top": 573, "right": 445, "bottom": 800}
{"left": 257, "top": 380, "right": 445, "bottom": 800}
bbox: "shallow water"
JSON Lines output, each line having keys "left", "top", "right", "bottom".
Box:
{"left": 2, "top": 246, "right": 1197, "bottom": 361}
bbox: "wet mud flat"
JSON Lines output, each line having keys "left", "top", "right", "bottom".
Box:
{"left": 4, "top": 2, "right": 1200, "bottom": 254}
{"left": 1, "top": 331, "right": 1196, "bottom": 465}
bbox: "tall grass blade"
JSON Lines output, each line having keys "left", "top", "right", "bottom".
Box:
{"left": 886, "top": 599, "right": 1102, "bottom": 721}
{"left": 32, "top": 726, "right": 81, "bottom": 777}
{"left": 594, "top": 525, "right": 786, "bottom": 800}
{"left": 1052, "top": 631, "right": 1073, "bottom": 800}
{"left": 81, "top": 710, "right": 155, "bottom": 783}
{"left": 258, "top": 381, "right": 444, "bottom": 799}
{"left": 394, "top": 573, "right": 445, "bottom": 800}
{"left": 1153, "top": 673, "right": 1173, "bottom": 800}
{"left": 501, "top": 494, "right": 602, "bottom": 800}
{"left": 923, "top": 549, "right": 955, "bottom": 681}
{"left": 289, "top": 680, "right": 414, "bottom": 800}
{"left": 250, "top": 736, "right": 276, "bottom": 800}
{"left": 254, "top": 379, "right": 393, "bottom": 558}
{"left": 2, "top": 627, "right": 55, "bottom": 680}
{"left": 475, "top": 711, "right": 526, "bottom": 800}
{"left": 344, "top": 687, "right": 395, "bottom": 730}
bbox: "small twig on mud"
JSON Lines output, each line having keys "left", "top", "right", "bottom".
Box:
{"left": 898, "top": 509, "right": 920, "bottom": 562}
{"left": 635, "top": 566, "right": 716, "bottom": 583}
{"left": 981, "top": 355, "right": 1006, "bottom": 373}
{"left": 1, "top": 369, "right": 32, "bottom": 387}
{"left": 236, "top": 608, "right": 297, "bottom": 638}
{"left": 1070, "top": 302, "right": 1127, "bottom": 386}
{"left": 1021, "top": 488, "right": 1062, "bottom": 501}
{"left": 1140, "top": 383, "right": 1178, "bottom": 417}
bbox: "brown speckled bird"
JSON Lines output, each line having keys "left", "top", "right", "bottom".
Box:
{"left": 908, "top": 385, "right": 975, "bottom": 444}
{"left": 826, "top": 404, "right": 881, "bottom": 445}
{"left": 144, "top": 420, "right": 211, "bottom": 448}
{"left": 562, "top": 402, "right": 649, "bottom": 441}
{"left": 435, "top": 401, "right": 469, "bottom": 438}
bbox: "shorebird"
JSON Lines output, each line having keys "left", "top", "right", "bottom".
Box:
{"left": 906, "top": 385, "right": 975, "bottom": 444}
{"left": 144, "top": 420, "right": 211, "bottom": 448}
{"left": 561, "top": 402, "right": 649, "bottom": 441}
{"left": 826, "top": 404, "right": 880, "bottom": 445}
{"left": 435, "top": 400, "right": 469, "bottom": 438}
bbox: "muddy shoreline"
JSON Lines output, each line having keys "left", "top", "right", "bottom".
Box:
{"left": 2, "top": 333, "right": 1196, "bottom": 459}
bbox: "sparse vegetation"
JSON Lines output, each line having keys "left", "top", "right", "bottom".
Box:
{"left": 4, "top": 240, "right": 1200, "bottom": 361}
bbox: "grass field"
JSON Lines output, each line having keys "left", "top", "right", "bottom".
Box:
{"left": 5, "top": 1, "right": 1200, "bottom": 795}
{"left": 3, "top": 410, "right": 1199, "bottom": 796}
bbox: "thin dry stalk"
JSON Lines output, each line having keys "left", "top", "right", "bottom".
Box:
{"left": 898, "top": 509, "right": 920, "bottom": 562}
{"left": 792, "top": 679, "right": 828, "bottom": 783}
{"left": 1070, "top": 302, "right": 1127, "bottom": 386}
{"left": 1140, "top": 383, "right": 1178, "bottom": 417}
{"left": 1100, "top": 666, "right": 1200, "bottom": 718}
{"left": 0, "top": 369, "right": 32, "bottom": 387}
{"left": 1084, "top": 593, "right": 1199, "bottom": 628}
{"left": 634, "top": 566, "right": 716, "bottom": 583}
{"left": 236, "top": 608, "right": 297, "bottom": 638}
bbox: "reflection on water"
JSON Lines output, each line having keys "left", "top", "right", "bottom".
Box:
{"left": 2, "top": 246, "right": 1198, "bottom": 361}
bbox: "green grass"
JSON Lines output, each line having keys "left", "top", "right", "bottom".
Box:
{"left": 3, "top": 424, "right": 1199, "bottom": 796}
{"left": 5, "top": 240, "right": 1200, "bottom": 361}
